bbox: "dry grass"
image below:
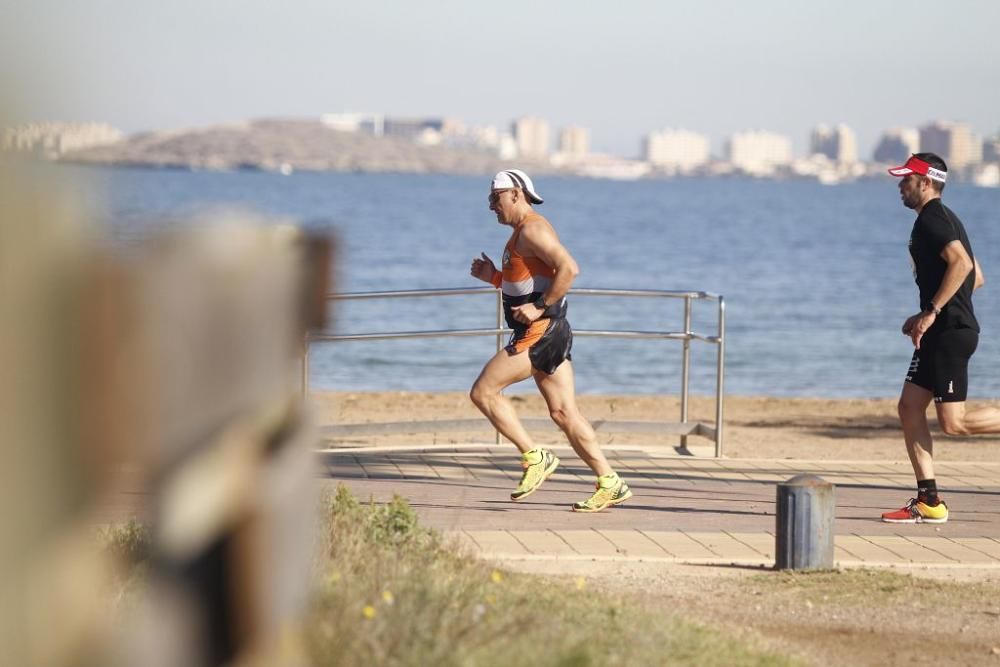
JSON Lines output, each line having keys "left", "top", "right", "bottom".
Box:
{"left": 100, "top": 512, "right": 1000, "bottom": 665}
{"left": 589, "top": 562, "right": 1000, "bottom": 666}
{"left": 305, "top": 486, "right": 798, "bottom": 666}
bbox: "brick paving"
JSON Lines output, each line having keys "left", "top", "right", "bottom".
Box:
{"left": 322, "top": 444, "right": 1000, "bottom": 569}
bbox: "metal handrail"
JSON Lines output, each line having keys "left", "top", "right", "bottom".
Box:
{"left": 304, "top": 286, "right": 726, "bottom": 456}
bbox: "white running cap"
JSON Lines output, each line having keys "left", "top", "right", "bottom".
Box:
{"left": 490, "top": 169, "right": 543, "bottom": 204}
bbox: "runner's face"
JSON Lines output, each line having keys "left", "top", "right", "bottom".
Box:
{"left": 898, "top": 174, "right": 927, "bottom": 210}
{"left": 488, "top": 188, "right": 514, "bottom": 223}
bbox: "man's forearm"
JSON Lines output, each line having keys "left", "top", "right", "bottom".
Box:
{"left": 930, "top": 260, "right": 973, "bottom": 310}
{"left": 541, "top": 266, "right": 577, "bottom": 305}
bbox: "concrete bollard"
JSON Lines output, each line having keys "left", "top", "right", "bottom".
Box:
{"left": 775, "top": 474, "right": 835, "bottom": 570}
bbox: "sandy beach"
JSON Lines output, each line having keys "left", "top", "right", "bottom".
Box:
{"left": 312, "top": 391, "right": 1000, "bottom": 462}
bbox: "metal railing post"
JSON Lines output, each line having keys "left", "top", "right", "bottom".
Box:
{"left": 301, "top": 335, "right": 310, "bottom": 396}
{"left": 679, "top": 296, "right": 692, "bottom": 450}
{"left": 495, "top": 289, "right": 503, "bottom": 446}
{"left": 714, "top": 296, "right": 726, "bottom": 457}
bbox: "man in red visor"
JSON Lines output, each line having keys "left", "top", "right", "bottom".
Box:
{"left": 883, "top": 152, "right": 999, "bottom": 524}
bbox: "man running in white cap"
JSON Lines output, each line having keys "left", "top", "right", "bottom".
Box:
{"left": 882, "top": 152, "right": 1000, "bottom": 524}
{"left": 469, "top": 169, "right": 631, "bottom": 512}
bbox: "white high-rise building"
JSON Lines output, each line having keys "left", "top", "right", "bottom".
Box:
{"left": 983, "top": 134, "right": 1000, "bottom": 163}
{"left": 558, "top": 126, "right": 589, "bottom": 158}
{"left": 872, "top": 128, "right": 919, "bottom": 164}
{"left": 512, "top": 116, "right": 550, "bottom": 159}
{"left": 919, "top": 121, "right": 980, "bottom": 170}
{"left": 2, "top": 122, "right": 123, "bottom": 155}
{"left": 810, "top": 123, "right": 857, "bottom": 164}
{"left": 320, "top": 112, "right": 384, "bottom": 136}
{"left": 644, "top": 129, "right": 710, "bottom": 171}
{"left": 725, "top": 131, "right": 792, "bottom": 175}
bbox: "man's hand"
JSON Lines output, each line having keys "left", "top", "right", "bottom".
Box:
{"left": 907, "top": 311, "right": 937, "bottom": 349}
{"left": 470, "top": 252, "right": 498, "bottom": 284}
{"left": 901, "top": 313, "right": 920, "bottom": 336}
{"left": 511, "top": 302, "right": 544, "bottom": 325}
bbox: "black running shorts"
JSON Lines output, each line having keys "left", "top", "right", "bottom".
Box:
{"left": 505, "top": 317, "right": 573, "bottom": 375}
{"left": 905, "top": 327, "right": 979, "bottom": 402}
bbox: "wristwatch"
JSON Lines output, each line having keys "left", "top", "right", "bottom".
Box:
{"left": 533, "top": 296, "right": 548, "bottom": 311}
{"left": 924, "top": 303, "right": 942, "bottom": 316}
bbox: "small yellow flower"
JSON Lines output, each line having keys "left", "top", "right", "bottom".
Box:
{"left": 575, "top": 577, "right": 586, "bottom": 591}
{"left": 490, "top": 570, "right": 503, "bottom": 584}
{"left": 382, "top": 590, "right": 395, "bottom": 605}
{"left": 362, "top": 605, "right": 376, "bottom": 619}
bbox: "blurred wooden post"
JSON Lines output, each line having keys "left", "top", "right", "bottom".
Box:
{"left": 2, "top": 159, "right": 333, "bottom": 667}
{"left": 123, "top": 223, "right": 333, "bottom": 667}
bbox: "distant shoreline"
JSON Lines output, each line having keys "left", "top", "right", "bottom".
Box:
{"left": 45, "top": 118, "right": 996, "bottom": 186}
{"left": 60, "top": 155, "right": 963, "bottom": 192}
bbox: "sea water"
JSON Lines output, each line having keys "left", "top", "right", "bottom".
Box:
{"left": 78, "top": 165, "right": 1000, "bottom": 398}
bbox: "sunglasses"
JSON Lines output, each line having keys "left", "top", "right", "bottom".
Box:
{"left": 489, "top": 189, "right": 512, "bottom": 205}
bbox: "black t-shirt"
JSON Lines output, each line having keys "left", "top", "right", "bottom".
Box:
{"left": 908, "top": 198, "right": 979, "bottom": 332}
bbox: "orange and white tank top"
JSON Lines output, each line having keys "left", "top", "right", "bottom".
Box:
{"left": 500, "top": 213, "right": 567, "bottom": 325}
{"left": 502, "top": 214, "right": 554, "bottom": 297}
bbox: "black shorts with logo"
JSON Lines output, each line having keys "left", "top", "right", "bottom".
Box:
{"left": 905, "top": 327, "right": 979, "bottom": 402}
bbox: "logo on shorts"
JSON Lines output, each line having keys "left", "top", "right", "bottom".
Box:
{"left": 948, "top": 380, "right": 954, "bottom": 394}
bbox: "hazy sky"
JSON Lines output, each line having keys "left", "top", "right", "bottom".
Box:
{"left": 3, "top": 0, "right": 999, "bottom": 158}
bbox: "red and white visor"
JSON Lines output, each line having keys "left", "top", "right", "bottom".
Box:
{"left": 888, "top": 155, "right": 947, "bottom": 183}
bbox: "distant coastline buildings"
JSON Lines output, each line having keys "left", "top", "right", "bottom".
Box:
{"left": 512, "top": 116, "right": 550, "bottom": 161}
{"left": 250, "top": 111, "right": 1000, "bottom": 186}
{"left": 725, "top": 130, "right": 792, "bottom": 176}
{"left": 558, "top": 126, "right": 590, "bottom": 159}
{"left": 984, "top": 135, "right": 1000, "bottom": 163}
{"left": 7, "top": 113, "right": 1000, "bottom": 187}
{"left": 810, "top": 124, "right": 857, "bottom": 164}
{"left": 2, "top": 122, "right": 122, "bottom": 157}
{"left": 320, "top": 112, "right": 383, "bottom": 135}
{"left": 644, "top": 129, "right": 710, "bottom": 173}
{"left": 872, "top": 128, "right": 919, "bottom": 164}
{"left": 919, "top": 121, "right": 980, "bottom": 171}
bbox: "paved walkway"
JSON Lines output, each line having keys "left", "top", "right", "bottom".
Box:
{"left": 322, "top": 444, "right": 1000, "bottom": 570}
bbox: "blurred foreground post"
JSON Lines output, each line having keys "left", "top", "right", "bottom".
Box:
{"left": 774, "top": 474, "right": 835, "bottom": 570}
{"left": 0, "top": 154, "right": 333, "bottom": 667}
{"left": 122, "top": 222, "right": 332, "bottom": 667}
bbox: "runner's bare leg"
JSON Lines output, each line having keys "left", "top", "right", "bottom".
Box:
{"left": 470, "top": 349, "right": 536, "bottom": 453}
{"left": 936, "top": 401, "right": 1000, "bottom": 436}
{"left": 534, "top": 360, "right": 613, "bottom": 476}
{"left": 898, "top": 382, "right": 935, "bottom": 481}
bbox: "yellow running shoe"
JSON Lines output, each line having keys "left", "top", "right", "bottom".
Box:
{"left": 573, "top": 475, "right": 632, "bottom": 513}
{"left": 511, "top": 448, "right": 560, "bottom": 501}
{"left": 881, "top": 497, "right": 949, "bottom": 524}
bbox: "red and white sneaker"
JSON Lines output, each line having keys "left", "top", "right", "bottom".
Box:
{"left": 881, "top": 498, "right": 949, "bottom": 524}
